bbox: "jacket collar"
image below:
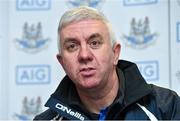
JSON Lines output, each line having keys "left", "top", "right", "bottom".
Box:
{"left": 51, "top": 75, "right": 81, "bottom": 106}
{"left": 116, "top": 60, "right": 152, "bottom": 107}
{"left": 48, "top": 60, "right": 152, "bottom": 109}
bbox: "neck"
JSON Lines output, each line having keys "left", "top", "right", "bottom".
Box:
{"left": 76, "top": 70, "right": 119, "bottom": 114}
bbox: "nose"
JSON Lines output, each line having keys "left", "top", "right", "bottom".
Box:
{"left": 78, "top": 45, "right": 93, "bottom": 64}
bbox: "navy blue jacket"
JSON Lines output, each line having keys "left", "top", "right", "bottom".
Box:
{"left": 34, "top": 60, "right": 180, "bottom": 120}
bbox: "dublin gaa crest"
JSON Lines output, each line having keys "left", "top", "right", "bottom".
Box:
{"left": 15, "top": 22, "right": 50, "bottom": 53}
{"left": 66, "top": 0, "right": 105, "bottom": 8}
{"left": 122, "top": 17, "right": 158, "bottom": 49}
{"left": 13, "top": 96, "right": 42, "bottom": 120}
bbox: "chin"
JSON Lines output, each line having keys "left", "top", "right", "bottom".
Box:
{"left": 80, "top": 80, "right": 99, "bottom": 89}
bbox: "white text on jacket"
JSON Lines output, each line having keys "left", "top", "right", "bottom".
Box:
{"left": 55, "top": 103, "right": 85, "bottom": 121}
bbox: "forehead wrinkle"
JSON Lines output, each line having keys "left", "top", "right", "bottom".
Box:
{"left": 61, "top": 20, "right": 109, "bottom": 42}
{"left": 62, "top": 29, "right": 92, "bottom": 42}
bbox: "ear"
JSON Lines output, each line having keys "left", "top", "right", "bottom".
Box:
{"left": 56, "top": 53, "right": 63, "bottom": 65}
{"left": 113, "top": 43, "right": 121, "bottom": 65}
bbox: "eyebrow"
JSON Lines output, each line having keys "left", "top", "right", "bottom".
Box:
{"left": 63, "top": 33, "right": 103, "bottom": 45}
{"left": 63, "top": 38, "right": 77, "bottom": 44}
{"left": 88, "top": 33, "right": 102, "bottom": 41}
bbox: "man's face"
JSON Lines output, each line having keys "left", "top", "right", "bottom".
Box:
{"left": 57, "top": 20, "right": 120, "bottom": 90}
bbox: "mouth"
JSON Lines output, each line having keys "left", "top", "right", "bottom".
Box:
{"left": 79, "top": 67, "right": 96, "bottom": 77}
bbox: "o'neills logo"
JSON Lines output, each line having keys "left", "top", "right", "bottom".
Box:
{"left": 55, "top": 103, "right": 85, "bottom": 121}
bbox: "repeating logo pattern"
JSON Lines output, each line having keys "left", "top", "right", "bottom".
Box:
{"left": 136, "top": 60, "right": 159, "bottom": 81}
{"left": 15, "top": 22, "right": 50, "bottom": 53}
{"left": 16, "top": 0, "right": 51, "bottom": 10}
{"left": 66, "top": 0, "right": 105, "bottom": 9}
{"left": 13, "top": 96, "right": 42, "bottom": 120}
{"left": 16, "top": 65, "right": 51, "bottom": 85}
{"left": 123, "top": 0, "right": 158, "bottom": 6}
{"left": 122, "top": 17, "right": 158, "bottom": 49}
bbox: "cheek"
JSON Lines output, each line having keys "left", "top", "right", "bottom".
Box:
{"left": 62, "top": 57, "right": 78, "bottom": 75}
{"left": 96, "top": 49, "right": 114, "bottom": 69}
{"left": 99, "top": 48, "right": 114, "bottom": 62}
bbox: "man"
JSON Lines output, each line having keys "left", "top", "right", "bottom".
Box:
{"left": 34, "top": 6, "right": 180, "bottom": 120}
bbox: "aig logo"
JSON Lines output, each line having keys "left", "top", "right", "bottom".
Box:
{"left": 136, "top": 61, "right": 159, "bottom": 81}
{"left": 16, "top": 65, "right": 51, "bottom": 84}
{"left": 123, "top": 0, "right": 158, "bottom": 6}
{"left": 16, "top": 0, "right": 51, "bottom": 10}
{"left": 177, "top": 22, "right": 180, "bottom": 42}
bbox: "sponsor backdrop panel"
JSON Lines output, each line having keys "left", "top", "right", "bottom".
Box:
{"left": 0, "top": 0, "right": 179, "bottom": 120}
{"left": 7, "top": 0, "right": 65, "bottom": 120}
{"left": 171, "top": 0, "right": 180, "bottom": 96}
{"left": 0, "top": 0, "right": 9, "bottom": 119}
{"left": 103, "top": 0, "right": 170, "bottom": 88}
{"left": 0, "top": 5, "right": 3, "bottom": 119}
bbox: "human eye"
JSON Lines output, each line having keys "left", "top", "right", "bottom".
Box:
{"left": 65, "top": 42, "right": 79, "bottom": 52}
{"left": 89, "top": 38, "right": 102, "bottom": 49}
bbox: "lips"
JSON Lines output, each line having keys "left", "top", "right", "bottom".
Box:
{"left": 79, "top": 67, "right": 96, "bottom": 77}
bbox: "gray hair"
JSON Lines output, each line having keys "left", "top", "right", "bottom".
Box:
{"left": 57, "top": 6, "right": 116, "bottom": 53}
